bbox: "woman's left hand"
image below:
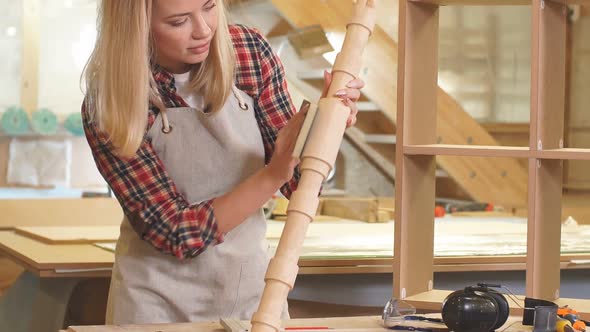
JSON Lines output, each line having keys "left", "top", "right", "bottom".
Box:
{"left": 321, "top": 70, "right": 365, "bottom": 128}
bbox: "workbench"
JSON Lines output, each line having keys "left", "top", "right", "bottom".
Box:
{"left": 65, "top": 315, "right": 533, "bottom": 332}
{"left": 2, "top": 216, "right": 590, "bottom": 332}
{"left": 0, "top": 231, "right": 114, "bottom": 332}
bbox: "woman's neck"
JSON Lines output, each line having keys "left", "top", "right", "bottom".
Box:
{"left": 155, "top": 59, "right": 191, "bottom": 74}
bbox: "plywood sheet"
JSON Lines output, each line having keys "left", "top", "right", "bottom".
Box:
{"left": 66, "top": 315, "right": 532, "bottom": 332}
{"left": 15, "top": 226, "right": 119, "bottom": 244}
{"left": 0, "top": 198, "right": 122, "bottom": 229}
{"left": 0, "top": 231, "right": 114, "bottom": 271}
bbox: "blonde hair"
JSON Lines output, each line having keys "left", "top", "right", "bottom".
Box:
{"left": 83, "top": 0, "right": 235, "bottom": 157}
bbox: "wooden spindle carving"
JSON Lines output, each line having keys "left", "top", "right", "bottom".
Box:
{"left": 250, "top": 2, "right": 377, "bottom": 331}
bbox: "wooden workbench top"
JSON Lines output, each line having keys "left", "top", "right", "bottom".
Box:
{"left": 68, "top": 316, "right": 387, "bottom": 332}
{"left": 404, "top": 289, "right": 590, "bottom": 317}
{"left": 2, "top": 222, "right": 590, "bottom": 277}
{"left": 0, "top": 231, "right": 113, "bottom": 277}
{"left": 15, "top": 225, "right": 120, "bottom": 244}
{"left": 67, "top": 315, "right": 533, "bottom": 331}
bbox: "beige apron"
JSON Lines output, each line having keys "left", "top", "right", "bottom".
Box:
{"left": 106, "top": 86, "right": 287, "bottom": 324}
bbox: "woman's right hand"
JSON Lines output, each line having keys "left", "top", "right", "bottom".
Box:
{"left": 266, "top": 105, "right": 309, "bottom": 184}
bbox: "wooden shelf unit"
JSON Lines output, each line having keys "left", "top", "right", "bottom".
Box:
{"left": 394, "top": 0, "right": 589, "bottom": 310}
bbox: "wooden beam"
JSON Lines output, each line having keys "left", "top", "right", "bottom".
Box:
{"left": 364, "top": 134, "right": 396, "bottom": 144}
{"left": 21, "top": 0, "right": 40, "bottom": 115}
{"left": 395, "top": 0, "right": 439, "bottom": 300}
{"left": 369, "top": 144, "right": 396, "bottom": 165}
{"left": 343, "top": 127, "right": 395, "bottom": 183}
{"left": 405, "top": 144, "right": 530, "bottom": 158}
{"left": 527, "top": 0, "right": 567, "bottom": 301}
{"left": 563, "top": 7, "right": 573, "bottom": 184}
{"left": 412, "top": 0, "right": 531, "bottom": 4}
{"left": 547, "top": 0, "right": 590, "bottom": 5}
{"left": 266, "top": 18, "right": 293, "bottom": 38}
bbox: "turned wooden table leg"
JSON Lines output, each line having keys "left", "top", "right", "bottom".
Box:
{"left": 250, "top": 2, "right": 377, "bottom": 332}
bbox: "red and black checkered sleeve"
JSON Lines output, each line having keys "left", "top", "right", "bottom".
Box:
{"left": 231, "top": 25, "right": 300, "bottom": 199}
{"left": 82, "top": 104, "right": 224, "bottom": 260}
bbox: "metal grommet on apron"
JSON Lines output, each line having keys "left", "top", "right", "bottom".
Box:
{"left": 106, "top": 85, "right": 289, "bottom": 324}
{"left": 233, "top": 85, "right": 249, "bottom": 111}
{"left": 159, "top": 86, "right": 249, "bottom": 134}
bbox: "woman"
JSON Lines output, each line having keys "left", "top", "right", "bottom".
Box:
{"left": 82, "top": 0, "right": 364, "bottom": 324}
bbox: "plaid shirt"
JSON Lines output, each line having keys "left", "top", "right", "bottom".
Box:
{"left": 83, "top": 25, "right": 298, "bottom": 260}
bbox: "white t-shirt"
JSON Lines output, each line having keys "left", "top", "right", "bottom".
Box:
{"left": 173, "top": 72, "right": 205, "bottom": 110}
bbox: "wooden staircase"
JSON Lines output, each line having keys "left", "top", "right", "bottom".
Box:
{"left": 271, "top": 0, "right": 529, "bottom": 208}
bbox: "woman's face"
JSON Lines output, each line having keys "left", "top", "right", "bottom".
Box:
{"left": 151, "top": 0, "right": 219, "bottom": 73}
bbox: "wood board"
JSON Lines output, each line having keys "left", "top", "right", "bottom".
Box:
{"left": 0, "top": 231, "right": 114, "bottom": 272}
{"left": 15, "top": 226, "right": 120, "bottom": 244}
{"left": 66, "top": 315, "right": 532, "bottom": 332}
{"left": 0, "top": 198, "right": 122, "bottom": 229}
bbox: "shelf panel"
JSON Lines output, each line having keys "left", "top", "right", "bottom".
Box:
{"left": 403, "top": 145, "right": 590, "bottom": 160}
{"left": 548, "top": 0, "right": 590, "bottom": 5}
{"left": 537, "top": 148, "right": 590, "bottom": 160}
{"left": 404, "top": 144, "right": 531, "bottom": 158}
{"left": 404, "top": 289, "right": 590, "bottom": 316}
{"left": 409, "top": 0, "right": 531, "bottom": 5}
{"left": 411, "top": 0, "right": 590, "bottom": 5}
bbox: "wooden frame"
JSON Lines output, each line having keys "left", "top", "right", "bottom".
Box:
{"left": 394, "top": 0, "right": 439, "bottom": 299}
{"left": 528, "top": 0, "right": 567, "bottom": 300}
{"left": 271, "top": 0, "right": 536, "bottom": 206}
{"left": 395, "top": 0, "right": 590, "bottom": 314}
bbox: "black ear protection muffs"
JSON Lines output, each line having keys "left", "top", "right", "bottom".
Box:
{"left": 441, "top": 284, "right": 510, "bottom": 332}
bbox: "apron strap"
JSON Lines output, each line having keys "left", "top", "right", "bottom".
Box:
{"left": 160, "top": 85, "right": 248, "bottom": 134}
{"left": 232, "top": 85, "right": 249, "bottom": 111}
{"left": 161, "top": 108, "right": 173, "bottom": 134}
